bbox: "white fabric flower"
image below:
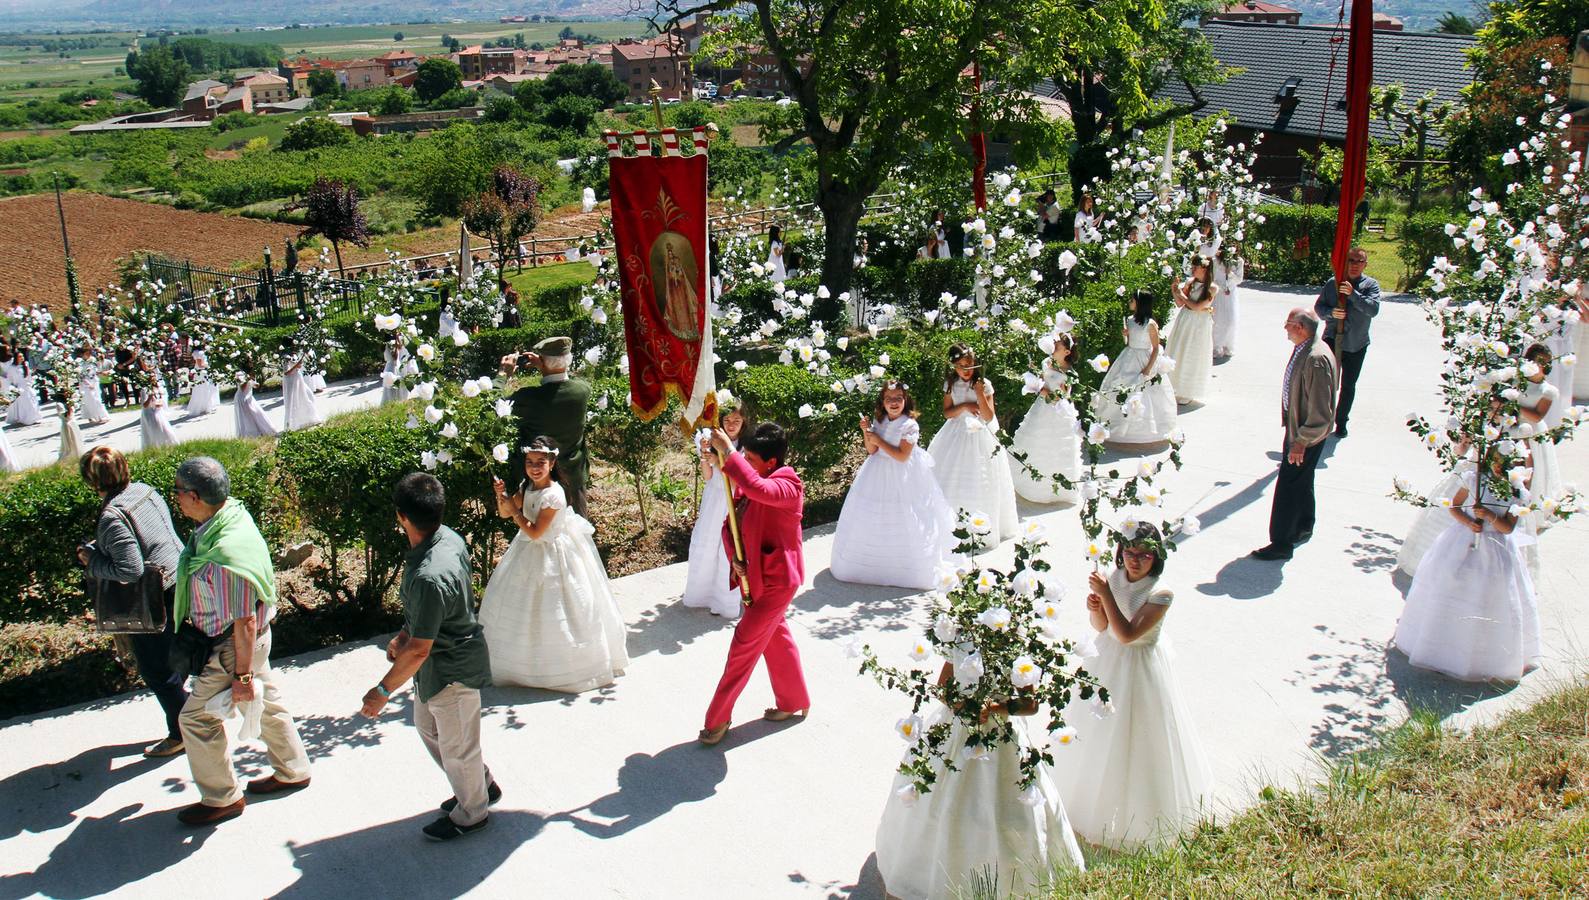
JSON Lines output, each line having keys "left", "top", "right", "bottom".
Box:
{"left": 494, "top": 398, "right": 513, "bottom": 418}
{"left": 1010, "top": 655, "right": 1041, "bottom": 688}
{"left": 896, "top": 715, "right": 925, "bottom": 744}
{"left": 417, "top": 343, "right": 436, "bottom": 361}
{"left": 460, "top": 380, "right": 482, "bottom": 398}
{"left": 451, "top": 330, "right": 469, "bottom": 347}
{"left": 420, "top": 450, "right": 437, "bottom": 470}
{"left": 932, "top": 613, "right": 959, "bottom": 643}
{"left": 976, "top": 606, "right": 1011, "bottom": 631}
{"left": 439, "top": 422, "right": 459, "bottom": 439}
{"left": 423, "top": 404, "right": 444, "bottom": 424}
{"left": 954, "top": 651, "right": 985, "bottom": 685}
{"left": 797, "top": 403, "right": 814, "bottom": 418}
{"left": 492, "top": 443, "right": 510, "bottom": 463}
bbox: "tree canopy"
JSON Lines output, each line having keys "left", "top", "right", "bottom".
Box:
{"left": 415, "top": 58, "right": 464, "bottom": 103}
{"left": 125, "top": 46, "right": 190, "bottom": 107}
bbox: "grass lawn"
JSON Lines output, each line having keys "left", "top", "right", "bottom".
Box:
{"left": 1355, "top": 227, "right": 1409, "bottom": 292}
{"left": 504, "top": 260, "right": 598, "bottom": 297}
{"left": 205, "top": 112, "right": 312, "bottom": 151}
{"left": 1047, "top": 681, "right": 1589, "bottom": 896}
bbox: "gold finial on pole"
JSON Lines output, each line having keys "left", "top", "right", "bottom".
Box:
{"left": 649, "top": 79, "right": 665, "bottom": 131}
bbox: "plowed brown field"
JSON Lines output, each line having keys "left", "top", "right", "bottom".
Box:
{"left": 0, "top": 193, "right": 298, "bottom": 312}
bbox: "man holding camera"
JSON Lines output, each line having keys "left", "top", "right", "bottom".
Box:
{"left": 499, "top": 336, "right": 592, "bottom": 516}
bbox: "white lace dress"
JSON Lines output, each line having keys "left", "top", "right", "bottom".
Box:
{"left": 77, "top": 360, "right": 110, "bottom": 425}
{"left": 1393, "top": 474, "right": 1541, "bottom": 682}
{"left": 0, "top": 421, "right": 17, "bottom": 473}
{"left": 186, "top": 349, "right": 221, "bottom": 416}
{"left": 831, "top": 415, "right": 957, "bottom": 590}
{"left": 1213, "top": 257, "right": 1243, "bottom": 359}
{"left": 139, "top": 382, "right": 179, "bottom": 450}
{"left": 3, "top": 361, "right": 42, "bottom": 426}
{"left": 1396, "top": 459, "right": 1474, "bottom": 578}
{"left": 1543, "top": 308, "right": 1575, "bottom": 428}
{"left": 1056, "top": 569, "right": 1213, "bottom": 849}
{"left": 480, "top": 483, "right": 630, "bottom": 693}
{"left": 1164, "top": 282, "right": 1214, "bottom": 404}
{"left": 1523, "top": 379, "right": 1562, "bottom": 532}
{"left": 682, "top": 442, "right": 742, "bottom": 618}
{"left": 927, "top": 379, "right": 1020, "bottom": 551}
{"left": 281, "top": 356, "right": 323, "bottom": 431}
{"left": 765, "top": 240, "right": 787, "bottom": 283}
{"left": 1094, "top": 318, "right": 1178, "bottom": 444}
{"left": 58, "top": 409, "right": 84, "bottom": 462}
{"left": 1008, "top": 363, "right": 1081, "bottom": 504}
{"left": 234, "top": 380, "right": 277, "bottom": 439}
{"left": 875, "top": 708, "right": 1086, "bottom": 899}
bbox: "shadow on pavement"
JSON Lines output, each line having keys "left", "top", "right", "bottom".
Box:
{"left": 553, "top": 737, "right": 731, "bottom": 839}
{"left": 0, "top": 741, "right": 167, "bottom": 841}
{"left": 786, "top": 851, "right": 884, "bottom": 899}
{"left": 233, "top": 702, "right": 408, "bottom": 780}
{"left": 1384, "top": 646, "right": 1515, "bottom": 720}
{"left": 794, "top": 571, "right": 922, "bottom": 640}
{"left": 1191, "top": 472, "right": 1276, "bottom": 534}
{"left": 0, "top": 802, "right": 213, "bottom": 900}
{"left": 1196, "top": 555, "right": 1285, "bottom": 601}
{"left": 1344, "top": 524, "right": 1401, "bottom": 574}
{"left": 270, "top": 810, "right": 547, "bottom": 900}
{"left": 626, "top": 597, "right": 731, "bottom": 659}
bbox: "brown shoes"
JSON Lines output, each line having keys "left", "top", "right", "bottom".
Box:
{"left": 142, "top": 737, "right": 185, "bottom": 758}
{"left": 177, "top": 798, "right": 245, "bottom": 826}
{"left": 698, "top": 722, "right": 731, "bottom": 745}
{"left": 763, "top": 708, "right": 809, "bottom": 722}
{"left": 247, "top": 775, "right": 311, "bottom": 796}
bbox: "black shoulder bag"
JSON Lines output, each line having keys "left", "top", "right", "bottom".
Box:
{"left": 90, "top": 506, "right": 169, "bottom": 635}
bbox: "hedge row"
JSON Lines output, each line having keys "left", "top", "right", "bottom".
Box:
{"left": 1246, "top": 204, "right": 1337, "bottom": 286}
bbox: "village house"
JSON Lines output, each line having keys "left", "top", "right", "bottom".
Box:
{"left": 235, "top": 71, "right": 290, "bottom": 106}
{"left": 375, "top": 50, "right": 421, "bottom": 80}
{"left": 1205, "top": 1, "right": 1302, "bottom": 26}
{"left": 610, "top": 36, "right": 692, "bottom": 102}
{"left": 1157, "top": 21, "right": 1474, "bottom": 191}
{"left": 180, "top": 79, "right": 252, "bottom": 120}
{"left": 454, "top": 45, "right": 530, "bottom": 80}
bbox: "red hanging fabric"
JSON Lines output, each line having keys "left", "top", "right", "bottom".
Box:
{"left": 971, "top": 59, "right": 987, "bottom": 212}
{"left": 1331, "top": 0, "right": 1373, "bottom": 281}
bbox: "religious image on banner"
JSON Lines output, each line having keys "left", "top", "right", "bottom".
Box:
{"left": 604, "top": 127, "right": 715, "bottom": 426}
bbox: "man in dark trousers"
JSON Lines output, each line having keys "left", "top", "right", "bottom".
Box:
{"left": 1313, "top": 246, "right": 1379, "bottom": 438}
{"left": 499, "top": 336, "right": 593, "bottom": 516}
{"left": 1252, "top": 308, "right": 1339, "bottom": 562}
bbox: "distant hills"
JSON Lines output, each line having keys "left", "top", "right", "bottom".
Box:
{"left": 0, "top": 0, "right": 1470, "bottom": 33}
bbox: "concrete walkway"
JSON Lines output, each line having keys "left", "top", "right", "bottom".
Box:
{"left": 1, "top": 284, "right": 1585, "bottom": 900}
{"left": 3, "top": 377, "right": 387, "bottom": 472}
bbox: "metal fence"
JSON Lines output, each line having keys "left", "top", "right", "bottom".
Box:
{"left": 142, "top": 255, "right": 439, "bottom": 328}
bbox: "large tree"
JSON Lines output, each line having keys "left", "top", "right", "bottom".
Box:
{"left": 126, "top": 46, "right": 190, "bottom": 107}
{"left": 646, "top": 0, "right": 1045, "bottom": 297}
{"left": 1017, "top": 0, "right": 1226, "bottom": 203}
{"left": 462, "top": 165, "right": 543, "bottom": 274}
{"left": 415, "top": 58, "right": 464, "bottom": 103}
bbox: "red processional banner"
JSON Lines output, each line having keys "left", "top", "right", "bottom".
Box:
{"left": 604, "top": 127, "right": 716, "bottom": 425}
{"left": 1332, "top": 0, "right": 1374, "bottom": 282}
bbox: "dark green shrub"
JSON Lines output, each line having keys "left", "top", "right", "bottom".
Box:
{"left": 1247, "top": 204, "right": 1335, "bottom": 285}
{"left": 1397, "top": 208, "right": 1460, "bottom": 292}
{"left": 0, "top": 439, "right": 283, "bottom": 625}
{"left": 727, "top": 363, "right": 858, "bottom": 476}
{"left": 903, "top": 257, "right": 978, "bottom": 312}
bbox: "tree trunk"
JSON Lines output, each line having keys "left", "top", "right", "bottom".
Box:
{"left": 1410, "top": 128, "right": 1427, "bottom": 215}
{"left": 331, "top": 240, "right": 345, "bottom": 279}
{"left": 633, "top": 472, "right": 649, "bottom": 533}
{"left": 815, "top": 189, "right": 866, "bottom": 317}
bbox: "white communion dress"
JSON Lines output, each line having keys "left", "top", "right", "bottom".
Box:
{"left": 0, "top": 422, "right": 17, "bottom": 473}
{"left": 1543, "top": 308, "right": 1575, "bottom": 428}
{"left": 1095, "top": 318, "right": 1178, "bottom": 444}
{"left": 186, "top": 349, "right": 221, "bottom": 416}
{"left": 766, "top": 240, "right": 787, "bottom": 283}
{"left": 380, "top": 345, "right": 411, "bottom": 405}
{"left": 1396, "top": 460, "right": 1474, "bottom": 579}
{"left": 139, "top": 382, "right": 179, "bottom": 450}
{"left": 1575, "top": 313, "right": 1589, "bottom": 402}
{"left": 1008, "top": 362, "right": 1081, "bottom": 504}
{"left": 480, "top": 482, "right": 630, "bottom": 693}
{"left": 77, "top": 360, "right": 110, "bottom": 424}
{"left": 58, "top": 410, "right": 84, "bottom": 462}
{"left": 1522, "top": 380, "right": 1563, "bottom": 532}
{"left": 1164, "top": 282, "right": 1215, "bottom": 404}
{"left": 927, "top": 379, "right": 1020, "bottom": 551}
{"left": 1212, "top": 257, "right": 1243, "bottom": 359}
{"left": 281, "top": 356, "right": 323, "bottom": 431}
{"left": 830, "top": 414, "right": 957, "bottom": 590}
{"left": 234, "top": 380, "right": 278, "bottom": 439}
{"left": 875, "top": 708, "right": 1086, "bottom": 900}
{"left": 1057, "top": 569, "right": 1213, "bottom": 849}
{"left": 3, "top": 361, "right": 43, "bottom": 426}
{"left": 1393, "top": 474, "right": 1540, "bottom": 682}
{"left": 681, "top": 441, "right": 743, "bottom": 618}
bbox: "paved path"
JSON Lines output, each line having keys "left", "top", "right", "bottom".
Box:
{"left": 3, "top": 377, "right": 387, "bottom": 472}
{"left": 1, "top": 285, "right": 1585, "bottom": 900}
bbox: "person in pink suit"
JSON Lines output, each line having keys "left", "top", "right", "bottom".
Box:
{"left": 699, "top": 422, "right": 811, "bottom": 745}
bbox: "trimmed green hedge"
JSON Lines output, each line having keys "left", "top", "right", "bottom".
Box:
{"left": 1248, "top": 204, "right": 1336, "bottom": 286}
{"left": 727, "top": 363, "right": 859, "bottom": 475}
{"left": 0, "top": 439, "right": 284, "bottom": 625}
{"left": 1397, "top": 208, "right": 1459, "bottom": 293}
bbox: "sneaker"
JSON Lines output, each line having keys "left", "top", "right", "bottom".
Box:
{"left": 143, "top": 737, "right": 185, "bottom": 758}
{"left": 440, "top": 780, "right": 502, "bottom": 813}
{"left": 423, "top": 814, "right": 490, "bottom": 841}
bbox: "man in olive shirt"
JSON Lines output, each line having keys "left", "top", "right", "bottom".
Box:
{"left": 499, "top": 336, "right": 593, "bottom": 516}
{"left": 360, "top": 473, "right": 497, "bottom": 841}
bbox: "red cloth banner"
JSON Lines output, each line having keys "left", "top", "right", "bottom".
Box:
{"left": 1332, "top": 0, "right": 1373, "bottom": 282}
{"left": 605, "top": 128, "right": 715, "bottom": 424}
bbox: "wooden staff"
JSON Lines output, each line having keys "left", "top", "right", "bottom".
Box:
{"left": 699, "top": 406, "right": 751, "bottom": 606}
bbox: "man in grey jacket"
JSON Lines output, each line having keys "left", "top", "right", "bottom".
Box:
{"left": 1252, "top": 309, "right": 1340, "bottom": 561}
{"left": 1313, "top": 247, "right": 1379, "bottom": 438}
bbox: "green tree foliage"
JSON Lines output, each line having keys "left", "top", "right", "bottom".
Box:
{"left": 306, "top": 69, "right": 342, "bottom": 99}
{"left": 415, "top": 57, "right": 464, "bottom": 103}
{"left": 513, "top": 78, "right": 544, "bottom": 118}
{"left": 540, "top": 62, "right": 628, "bottom": 108}
{"left": 1437, "top": 11, "right": 1479, "bottom": 33}
{"left": 1444, "top": 0, "right": 1586, "bottom": 188}
{"left": 126, "top": 46, "right": 190, "bottom": 107}
{"left": 278, "top": 116, "right": 352, "bottom": 152}
{"left": 375, "top": 85, "right": 413, "bottom": 116}
{"left": 1370, "top": 83, "right": 1455, "bottom": 213}
{"left": 393, "top": 32, "right": 405, "bottom": 42}
{"left": 462, "top": 165, "right": 543, "bottom": 273}
{"left": 166, "top": 37, "right": 284, "bottom": 72}
{"left": 542, "top": 93, "right": 598, "bottom": 133}
{"left": 586, "top": 377, "right": 672, "bottom": 532}
{"left": 428, "top": 87, "right": 479, "bottom": 111}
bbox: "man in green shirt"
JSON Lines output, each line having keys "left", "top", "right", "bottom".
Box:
{"left": 500, "top": 336, "right": 593, "bottom": 516}
{"left": 360, "top": 472, "right": 497, "bottom": 841}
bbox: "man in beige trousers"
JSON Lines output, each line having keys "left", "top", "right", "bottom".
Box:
{"left": 172, "top": 456, "right": 311, "bottom": 826}
{"left": 1251, "top": 309, "right": 1340, "bottom": 561}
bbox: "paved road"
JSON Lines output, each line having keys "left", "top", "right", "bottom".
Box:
{"left": 1, "top": 284, "right": 1585, "bottom": 899}
{"left": 3, "top": 377, "right": 387, "bottom": 472}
